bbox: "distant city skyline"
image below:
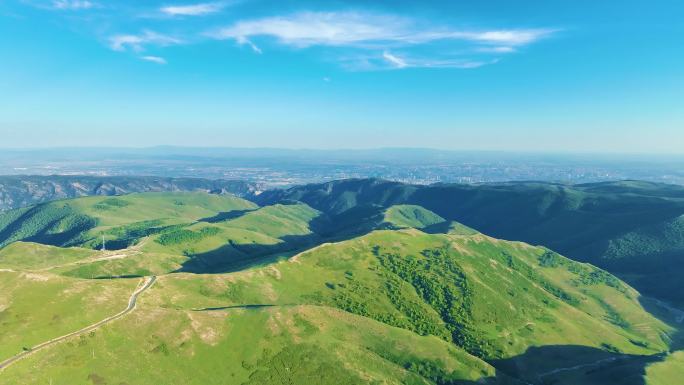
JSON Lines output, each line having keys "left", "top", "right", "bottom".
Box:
{"left": 1, "top": 0, "right": 682, "bottom": 152}
{"left": 1, "top": 147, "right": 682, "bottom": 188}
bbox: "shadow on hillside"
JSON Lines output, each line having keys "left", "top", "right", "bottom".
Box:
{"left": 308, "top": 204, "right": 390, "bottom": 237}
{"left": 192, "top": 304, "right": 278, "bottom": 311}
{"left": 197, "top": 209, "right": 255, "bottom": 223}
{"left": 449, "top": 296, "right": 683, "bottom": 385}
{"left": 92, "top": 274, "right": 146, "bottom": 279}
{"left": 177, "top": 206, "right": 392, "bottom": 274}
{"left": 638, "top": 296, "right": 684, "bottom": 351}
{"left": 420, "top": 221, "right": 454, "bottom": 234}
{"left": 24, "top": 218, "right": 96, "bottom": 248}
{"left": 487, "top": 345, "right": 664, "bottom": 385}
{"left": 176, "top": 233, "right": 324, "bottom": 273}
{"left": 426, "top": 345, "right": 666, "bottom": 385}
{"left": 176, "top": 203, "right": 483, "bottom": 275}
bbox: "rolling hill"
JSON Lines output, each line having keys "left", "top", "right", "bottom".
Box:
{"left": 254, "top": 178, "right": 684, "bottom": 307}
{"left": 0, "top": 190, "right": 682, "bottom": 384}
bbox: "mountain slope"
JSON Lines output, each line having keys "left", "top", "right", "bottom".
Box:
{"left": 0, "top": 226, "right": 674, "bottom": 384}
{"left": 0, "top": 192, "right": 258, "bottom": 249}
{"left": 1, "top": 302, "right": 512, "bottom": 385}
{"left": 254, "top": 179, "right": 684, "bottom": 306}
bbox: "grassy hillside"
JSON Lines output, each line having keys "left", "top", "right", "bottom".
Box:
{"left": 1, "top": 227, "right": 676, "bottom": 384}
{"left": 1, "top": 190, "right": 681, "bottom": 384}
{"left": 645, "top": 351, "right": 684, "bottom": 385}
{"left": 1, "top": 302, "right": 514, "bottom": 385}
{"left": 255, "top": 179, "right": 684, "bottom": 306}
{"left": 383, "top": 205, "right": 446, "bottom": 229}
{"left": 0, "top": 270, "right": 136, "bottom": 362}
{"left": 142, "top": 202, "right": 323, "bottom": 273}
{"left": 0, "top": 242, "right": 95, "bottom": 270}
{"left": 168, "top": 230, "right": 669, "bottom": 358}
{"left": 0, "top": 193, "right": 457, "bottom": 278}
{"left": 19, "top": 201, "right": 327, "bottom": 279}
{"left": 0, "top": 192, "right": 257, "bottom": 249}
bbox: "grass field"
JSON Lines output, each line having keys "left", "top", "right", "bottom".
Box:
{"left": 0, "top": 303, "right": 511, "bottom": 385}
{"left": 0, "top": 242, "right": 95, "bottom": 270}
{"left": 0, "top": 270, "right": 136, "bottom": 362}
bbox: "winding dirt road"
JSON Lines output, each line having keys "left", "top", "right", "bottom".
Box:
{"left": 0, "top": 276, "right": 156, "bottom": 372}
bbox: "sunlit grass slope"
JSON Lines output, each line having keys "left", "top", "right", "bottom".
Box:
{"left": 0, "top": 242, "right": 95, "bottom": 270}
{"left": 149, "top": 229, "right": 671, "bottom": 384}
{"left": 50, "top": 202, "right": 324, "bottom": 278}
{"left": 645, "top": 350, "right": 684, "bottom": 385}
{"left": 383, "top": 204, "right": 446, "bottom": 229}
{"left": 0, "top": 192, "right": 257, "bottom": 249}
{"left": 1, "top": 303, "right": 512, "bottom": 385}
{"left": 0, "top": 270, "right": 136, "bottom": 362}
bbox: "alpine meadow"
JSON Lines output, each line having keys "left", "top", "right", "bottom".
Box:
{"left": 1, "top": 0, "right": 683, "bottom": 384}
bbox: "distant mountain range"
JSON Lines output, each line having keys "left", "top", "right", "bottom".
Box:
{"left": 0, "top": 175, "right": 258, "bottom": 212}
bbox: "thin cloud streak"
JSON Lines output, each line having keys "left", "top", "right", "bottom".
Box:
{"left": 477, "top": 46, "right": 516, "bottom": 53}
{"left": 109, "top": 30, "right": 183, "bottom": 52}
{"left": 377, "top": 53, "right": 498, "bottom": 70}
{"left": 141, "top": 55, "right": 167, "bottom": 64}
{"left": 160, "top": 2, "right": 224, "bottom": 16}
{"left": 236, "top": 36, "right": 262, "bottom": 54}
{"left": 52, "top": 0, "right": 94, "bottom": 10}
{"left": 383, "top": 51, "right": 407, "bottom": 68}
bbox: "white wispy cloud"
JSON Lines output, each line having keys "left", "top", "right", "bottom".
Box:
{"left": 208, "top": 11, "right": 556, "bottom": 70}
{"left": 412, "top": 58, "right": 499, "bottom": 69}
{"left": 383, "top": 51, "right": 407, "bottom": 68}
{"left": 141, "top": 55, "right": 167, "bottom": 64}
{"left": 47, "top": 6, "right": 555, "bottom": 70}
{"left": 477, "top": 46, "right": 516, "bottom": 53}
{"left": 210, "top": 12, "right": 555, "bottom": 49}
{"left": 375, "top": 52, "right": 497, "bottom": 70}
{"left": 236, "top": 36, "right": 262, "bottom": 54}
{"left": 160, "top": 2, "right": 224, "bottom": 16}
{"left": 52, "top": 0, "right": 94, "bottom": 10}
{"left": 211, "top": 12, "right": 408, "bottom": 48}
{"left": 109, "top": 30, "right": 182, "bottom": 52}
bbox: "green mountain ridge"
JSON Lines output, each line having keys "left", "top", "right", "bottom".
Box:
{"left": 0, "top": 190, "right": 682, "bottom": 384}
{"left": 254, "top": 178, "right": 684, "bottom": 307}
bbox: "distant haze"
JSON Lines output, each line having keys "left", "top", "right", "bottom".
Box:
{"left": 0, "top": 147, "right": 682, "bottom": 187}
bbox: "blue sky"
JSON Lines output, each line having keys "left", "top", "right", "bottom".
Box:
{"left": 0, "top": 0, "right": 682, "bottom": 152}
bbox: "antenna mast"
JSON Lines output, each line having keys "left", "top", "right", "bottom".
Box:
{"left": 101, "top": 234, "right": 106, "bottom": 252}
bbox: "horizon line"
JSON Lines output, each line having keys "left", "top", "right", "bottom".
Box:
{"left": 0, "top": 146, "right": 683, "bottom": 158}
